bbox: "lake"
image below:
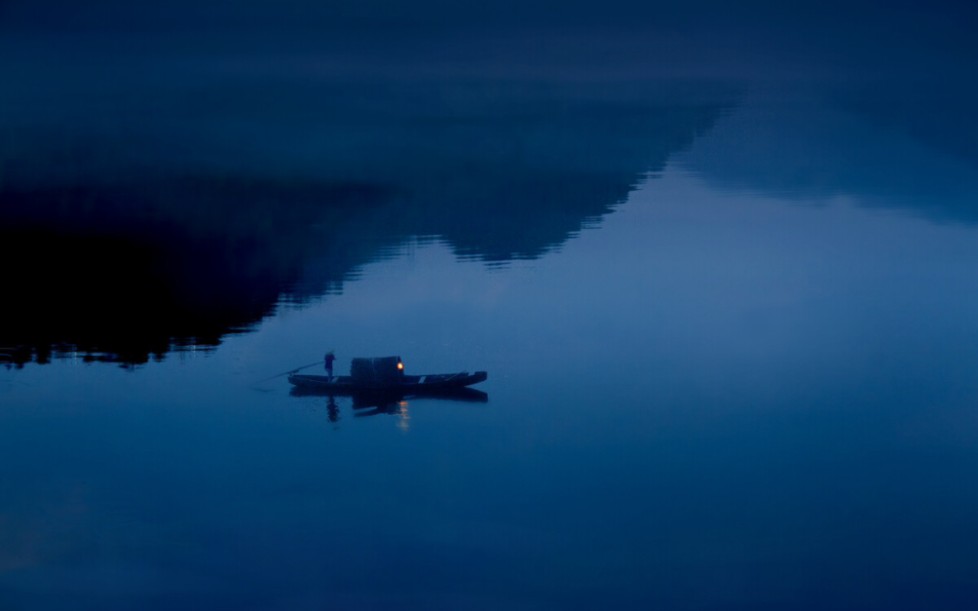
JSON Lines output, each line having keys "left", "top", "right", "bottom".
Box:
{"left": 3, "top": 7, "right": 978, "bottom": 609}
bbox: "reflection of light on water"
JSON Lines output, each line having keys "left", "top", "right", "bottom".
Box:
{"left": 397, "top": 400, "right": 410, "bottom": 432}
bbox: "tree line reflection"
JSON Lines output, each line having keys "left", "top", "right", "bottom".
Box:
{"left": 0, "top": 79, "right": 737, "bottom": 366}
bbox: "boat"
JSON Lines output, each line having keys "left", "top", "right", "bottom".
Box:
{"left": 288, "top": 356, "right": 487, "bottom": 396}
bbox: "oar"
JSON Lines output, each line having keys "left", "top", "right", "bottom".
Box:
{"left": 254, "top": 360, "right": 322, "bottom": 385}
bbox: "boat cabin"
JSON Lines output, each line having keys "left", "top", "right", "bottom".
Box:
{"left": 349, "top": 356, "right": 405, "bottom": 388}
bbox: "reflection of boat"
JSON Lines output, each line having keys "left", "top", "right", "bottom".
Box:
{"left": 288, "top": 356, "right": 488, "bottom": 396}
{"left": 291, "top": 385, "right": 489, "bottom": 404}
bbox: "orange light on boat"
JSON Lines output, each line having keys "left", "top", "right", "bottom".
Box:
{"left": 397, "top": 361, "right": 404, "bottom": 370}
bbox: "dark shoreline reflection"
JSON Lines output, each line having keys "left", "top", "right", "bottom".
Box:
{"left": 0, "top": 179, "right": 391, "bottom": 366}
{"left": 1, "top": 79, "right": 737, "bottom": 365}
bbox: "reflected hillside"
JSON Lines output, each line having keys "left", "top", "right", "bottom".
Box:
{"left": 832, "top": 80, "right": 978, "bottom": 173}
{"left": 1, "top": 78, "right": 736, "bottom": 365}
{"left": 333, "top": 82, "right": 734, "bottom": 263}
{"left": 0, "top": 178, "right": 392, "bottom": 366}
{"left": 679, "top": 82, "right": 978, "bottom": 224}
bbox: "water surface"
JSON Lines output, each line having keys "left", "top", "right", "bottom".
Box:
{"left": 3, "top": 14, "right": 978, "bottom": 609}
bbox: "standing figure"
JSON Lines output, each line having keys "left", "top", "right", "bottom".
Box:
{"left": 324, "top": 351, "right": 336, "bottom": 378}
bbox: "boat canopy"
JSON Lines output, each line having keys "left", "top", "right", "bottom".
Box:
{"left": 350, "top": 356, "right": 404, "bottom": 387}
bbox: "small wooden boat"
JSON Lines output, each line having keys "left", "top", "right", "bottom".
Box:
{"left": 288, "top": 356, "right": 487, "bottom": 396}
{"left": 288, "top": 371, "right": 488, "bottom": 393}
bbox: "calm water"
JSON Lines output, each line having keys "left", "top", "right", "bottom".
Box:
{"left": 4, "top": 9, "right": 978, "bottom": 608}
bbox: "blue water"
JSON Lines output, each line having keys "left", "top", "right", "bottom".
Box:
{"left": 4, "top": 5, "right": 978, "bottom": 608}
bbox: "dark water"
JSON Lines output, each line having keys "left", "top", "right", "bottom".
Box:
{"left": 4, "top": 4, "right": 978, "bottom": 610}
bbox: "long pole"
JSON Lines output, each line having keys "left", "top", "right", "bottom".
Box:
{"left": 255, "top": 360, "right": 322, "bottom": 384}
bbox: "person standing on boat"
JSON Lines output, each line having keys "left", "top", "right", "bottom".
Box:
{"left": 324, "top": 351, "right": 336, "bottom": 378}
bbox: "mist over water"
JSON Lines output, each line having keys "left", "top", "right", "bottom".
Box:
{"left": 3, "top": 2, "right": 978, "bottom": 609}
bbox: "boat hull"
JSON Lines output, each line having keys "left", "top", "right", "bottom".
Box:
{"left": 288, "top": 371, "right": 487, "bottom": 395}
